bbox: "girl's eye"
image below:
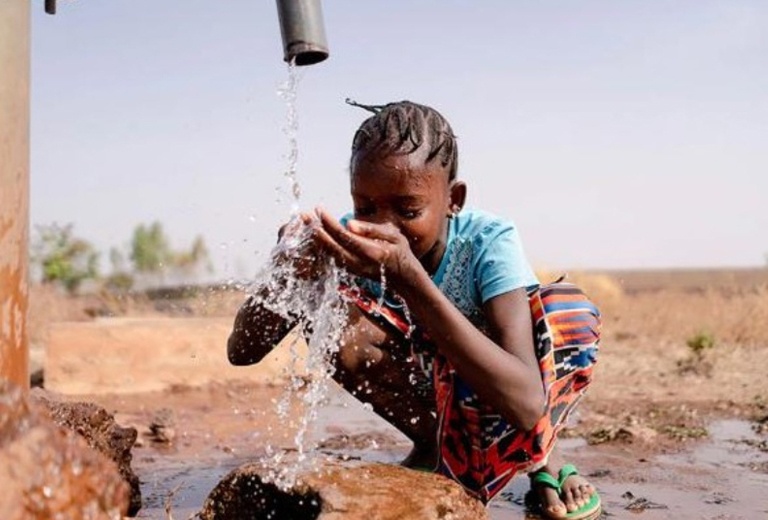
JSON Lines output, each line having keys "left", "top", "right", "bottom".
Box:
{"left": 399, "top": 209, "right": 422, "bottom": 220}
{"left": 355, "top": 207, "right": 375, "bottom": 217}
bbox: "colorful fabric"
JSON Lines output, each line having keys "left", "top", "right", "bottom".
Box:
{"left": 339, "top": 280, "right": 600, "bottom": 503}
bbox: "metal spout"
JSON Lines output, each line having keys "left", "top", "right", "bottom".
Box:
{"left": 275, "top": 0, "right": 329, "bottom": 66}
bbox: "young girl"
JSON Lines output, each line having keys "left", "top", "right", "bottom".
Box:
{"left": 228, "top": 100, "right": 601, "bottom": 520}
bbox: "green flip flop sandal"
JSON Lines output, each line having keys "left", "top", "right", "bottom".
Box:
{"left": 557, "top": 464, "right": 602, "bottom": 520}
{"left": 528, "top": 467, "right": 602, "bottom": 520}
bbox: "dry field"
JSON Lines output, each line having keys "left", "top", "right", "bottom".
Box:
{"left": 29, "top": 267, "right": 768, "bottom": 447}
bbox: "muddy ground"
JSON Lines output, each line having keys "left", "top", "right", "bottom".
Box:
{"left": 29, "top": 268, "right": 768, "bottom": 518}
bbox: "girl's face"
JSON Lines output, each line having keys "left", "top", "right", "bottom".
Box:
{"left": 350, "top": 150, "right": 461, "bottom": 274}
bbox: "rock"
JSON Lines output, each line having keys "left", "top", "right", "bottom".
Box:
{"left": 199, "top": 461, "right": 488, "bottom": 520}
{"left": 0, "top": 380, "right": 130, "bottom": 520}
{"left": 32, "top": 389, "right": 142, "bottom": 516}
{"left": 145, "top": 407, "right": 176, "bottom": 445}
{"left": 617, "top": 425, "right": 658, "bottom": 443}
{"left": 588, "top": 424, "right": 658, "bottom": 445}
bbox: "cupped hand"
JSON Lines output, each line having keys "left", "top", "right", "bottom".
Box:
{"left": 273, "top": 212, "right": 326, "bottom": 280}
{"left": 311, "top": 208, "right": 422, "bottom": 287}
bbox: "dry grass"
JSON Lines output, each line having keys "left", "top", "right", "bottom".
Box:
{"left": 535, "top": 269, "right": 624, "bottom": 310}
{"left": 27, "top": 284, "right": 244, "bottom": 348}
{"left": 604, "top": 283, "right": 768, "bottom": 348}
{"left": 31, "top": 268, "right": 768, "bottom": 350}
{"left": 533, "top": 267, "right": 768, "bottom": 349}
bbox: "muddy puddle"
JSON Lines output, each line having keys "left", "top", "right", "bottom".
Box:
{"left": 108, "top": 383, "right": 768, "bottom": 519}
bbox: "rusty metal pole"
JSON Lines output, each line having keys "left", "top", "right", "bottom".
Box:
{"left": 0, "top": 0, "right": 30, "bottom": 391}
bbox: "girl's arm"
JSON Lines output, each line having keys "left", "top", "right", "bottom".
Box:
{"left": 228, "top": 214, "right": 322, "bottom": 366}
{"left": 395, "top": 269, "right": 545, "bottom": 430}
{"left": 313, "top": 211, "right": 546, "bottom": 430}
{"left": 227, "top": 289, "right": 297, "bottom": 366}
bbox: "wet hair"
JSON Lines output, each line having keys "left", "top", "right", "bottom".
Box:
{"left": 346, "top": 99, "right": 458, "bottom": 181}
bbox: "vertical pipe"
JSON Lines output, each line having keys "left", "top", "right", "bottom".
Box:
{"left": 0, "top": 0, "right": 30, "bottom": 391}
{"left": 276, "top": 0, "right": 329, "bottom": 66}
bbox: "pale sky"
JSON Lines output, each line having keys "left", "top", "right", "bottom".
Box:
{"left": 31, "top": 1, "right": 768, "bottom": 281}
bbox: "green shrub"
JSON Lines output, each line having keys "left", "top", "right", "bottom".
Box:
{"left": 686, "top": 330, "right": 716, "bottom": 360}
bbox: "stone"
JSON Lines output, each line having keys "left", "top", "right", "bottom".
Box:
{"left": 199, "top": 461, "right": 488, "bottom": 520}
{"left": 33, "top": 389, "right": 142, "bottom": 515}
{"left": 617, "top": 425, "right": 658, "bottom": 444}
{"left": 0, "top": 381, "right": 130, "bottom": 520}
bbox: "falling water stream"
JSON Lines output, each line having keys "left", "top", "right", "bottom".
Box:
{"left": 253, "top": 62, "right": 423, "bottom": 493}
{"left": 277, "top": 60, "right": 302, "bottom": 213}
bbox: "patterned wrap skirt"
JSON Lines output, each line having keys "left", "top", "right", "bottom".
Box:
{"left": 340, "top": 281, "right": 601, "bottom": 503}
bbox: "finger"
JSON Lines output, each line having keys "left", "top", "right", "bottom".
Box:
{"left": 312, "top": 220, "right": 392, "bottom": 280}
{"left": 312, "top": 222, "right": 364, "bottom": 269}
{"left": 299, "top": 212, "right": 317, "bottom": 225}
{"left": 345, "top": 219, "right": 401, "bottom": 243}
{"left": 314, "top": 207, "right": 347, "bottom": 238}
{"left": 315, "top": 209, "right": 384, "bottom": 261}
{"left": 323, "top": 222, "right": 387, "bottom": 264}
{"left": 313, "top": 209, "right": 351, "bottom": 251}
{"left": 277, "top": 223, "right": 288, "bottom": 240}
{"left": 278, "top": 214, "right": 309, "bottom": 241}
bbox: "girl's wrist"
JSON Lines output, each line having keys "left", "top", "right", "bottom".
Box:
{"left": 392, "top": 260, "right": 432, "bottom": 299}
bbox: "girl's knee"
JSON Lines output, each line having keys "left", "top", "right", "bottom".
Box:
{"left": 335, "top": 341, "right": 384, "bottom": 375}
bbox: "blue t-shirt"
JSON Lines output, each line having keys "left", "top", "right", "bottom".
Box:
{"left": 341, "top": 208, "right": 538, "bottom": 329}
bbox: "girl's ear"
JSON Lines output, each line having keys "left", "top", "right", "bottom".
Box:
{"left": 448, "top": 180, "right": 467, "bottom": 216}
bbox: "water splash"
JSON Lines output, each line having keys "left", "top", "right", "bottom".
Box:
{"left": 246, "top": 220, "right": 348, "bottom": 490}
{"left": 241, "top": 61, "right": 354, "bottom": 491}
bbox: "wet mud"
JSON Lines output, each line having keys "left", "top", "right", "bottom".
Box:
{"left": 79, "top": 382, "right": 768, "bottom": 519}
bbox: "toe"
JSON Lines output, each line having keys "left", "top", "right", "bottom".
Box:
{"left": 542, "top": 487, "right": 567, "bottom": 517}
{"left": 562, "top": 488, "right": 578, "bottom": 513}
{"left": 578, "top": 483, "right": 593, "bottom": 501}
{"left": 572, "top": 486, "right": 587, "bottom": 507}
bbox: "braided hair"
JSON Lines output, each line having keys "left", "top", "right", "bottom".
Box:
{"left": 347, "top": 99, "right": 458, "bottom": 181}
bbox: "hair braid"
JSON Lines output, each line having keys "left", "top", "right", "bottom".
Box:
{"left": 346, "top": 99, "right": 458, "bottom": 180}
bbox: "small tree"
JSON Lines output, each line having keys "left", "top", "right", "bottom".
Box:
{"left": 678, "top": 330, "right": 716, "bottom": 376}
{"left": 128, "top": 222, "right": 213, "bottom": 287}
{"left": 686, "top": 331, "right": 716, "bottom": 361}
{"left": 130, "top": 222, "right": 172, "bottom": 275}
{"left": 172, "top": 235, "right": 213, "bottom": 279}
{"left": 31, "top": 223, "right": 99, "bottom": 294}
{"left": 103, "top": 247, "right": 134, "bottom": 292}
